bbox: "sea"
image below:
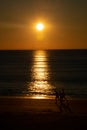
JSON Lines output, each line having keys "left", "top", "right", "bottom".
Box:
{"left": 0, "top": 49, "right": 87, "bottom": 99}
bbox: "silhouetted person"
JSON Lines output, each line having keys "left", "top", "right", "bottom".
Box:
{"left": 60, "top": 88, "right": 67, "bottom": 100}
{"left": 55, "top": 89, "right": 59, "bottom": 104}
{"left": 58, "top": 90, "right": 64, "bottom": 112}
{"left": 59, "top": 89, "right": 72, "bottom": 113}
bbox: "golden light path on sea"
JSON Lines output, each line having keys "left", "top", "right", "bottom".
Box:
{"left": 29, "top": 50, "right": 53, "bottom": 99}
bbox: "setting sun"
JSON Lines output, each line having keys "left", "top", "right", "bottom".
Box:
{"left": 36, "top": 23, "right": 44, "bottom": 31}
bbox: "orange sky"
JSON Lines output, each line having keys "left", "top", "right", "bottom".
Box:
{"left": 0, "top": 0, "right": 87, "bottom": 50}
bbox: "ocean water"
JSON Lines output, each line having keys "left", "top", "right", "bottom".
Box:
{"left": 0, "top": 50, "right": 87, "bottom": 99}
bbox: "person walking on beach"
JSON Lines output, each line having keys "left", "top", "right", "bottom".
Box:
{"left": 55, "top": 89, "right": 59, "bottom": 104}
{"left": 59, "top": 88, "right": 72, "bottom": 113}
{"left": 58, "top": 89, "right": 64, "bottom": 112}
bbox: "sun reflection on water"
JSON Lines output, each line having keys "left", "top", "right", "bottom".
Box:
{"left": 29, "top": 50, "right": 53, "bottom": 99}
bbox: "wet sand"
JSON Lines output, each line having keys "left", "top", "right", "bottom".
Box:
{"left": 0, "top": 97, "right": 87, "bottom": 130}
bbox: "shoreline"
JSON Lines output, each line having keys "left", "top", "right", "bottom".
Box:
{"left": 0, "top": 95, "right": 87, "bottom": 100}
{"left": 0, "top": 96, "right": 87, "bottom": 114}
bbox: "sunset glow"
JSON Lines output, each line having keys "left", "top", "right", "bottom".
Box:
{"left": 36, "top": 23, "right": 44, "bottom": 31}
{"left": 0, "top": 1, "right": 87, "bottom": 49}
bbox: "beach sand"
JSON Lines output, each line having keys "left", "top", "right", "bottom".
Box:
{"left": 0, "top": 97, "right": 87, "bottom": 130}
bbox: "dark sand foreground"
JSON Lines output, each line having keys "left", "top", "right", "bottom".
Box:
{"left": 0, "top": 97, "right": 87, "bottom": 130}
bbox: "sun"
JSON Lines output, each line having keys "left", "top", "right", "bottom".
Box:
{"left": 36, "top": 23, "right": 44, "bottom": 31}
